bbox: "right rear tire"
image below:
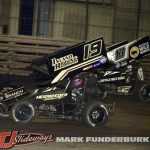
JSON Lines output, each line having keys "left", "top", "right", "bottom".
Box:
{"left": 82, "top": 101, "right": 109, "bottom": 127}
{"left": 133, "top": 82, "right": 150, "bottom": 102}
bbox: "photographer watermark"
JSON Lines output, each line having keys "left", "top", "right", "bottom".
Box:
{"left": 56, "top": 137, "right": 150, "bottom": 143}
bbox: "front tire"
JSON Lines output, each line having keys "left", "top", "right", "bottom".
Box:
{"left": 0, "top": 103, "right": 9, "bottom": 117}
{"left": 82, "top": 101, "right": 108, "bottom": 127}
{"left": 11, "top": 101, "right": 35, "bottom": 123}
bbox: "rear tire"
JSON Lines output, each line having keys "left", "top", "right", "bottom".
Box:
{"left": 11, "top": 101, "right": 35, "bottom": 123}
{"left": 82, "top": 101, "right": 108, "bottom": 127}
{"left": 133, "top": 82, "right": 150, "bottom": 102}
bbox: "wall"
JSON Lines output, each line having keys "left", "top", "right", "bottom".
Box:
{"left": 53, "top": 1, "right": 86, "bottom": 41}
{"left": 9, "top": 0, "right": 20, "bottom": 35}
{"left": 87, "top": 4, "right": 114, "bottom": 44}
{"left": 0, "top": 0, "right": 11, "bottom": 34}
{"left": 139, "top": 0, "right": 150, "bottom": 37}
{"left": 51, "top": 0, "right": 150, "bottom": 44}
{"left": 0, "top": 0, "right": 149, "bottom": 45}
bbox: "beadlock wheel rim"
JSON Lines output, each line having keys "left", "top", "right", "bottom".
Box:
{"left": 15, "top": 104, "right": 32, "bottom": 121}
{"left": 89, "top": 106, "right": 106, "bottom": 125}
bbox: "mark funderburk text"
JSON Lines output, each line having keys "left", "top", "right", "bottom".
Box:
{"left": 55, "top": 137, "right": 150, "bottom": 143}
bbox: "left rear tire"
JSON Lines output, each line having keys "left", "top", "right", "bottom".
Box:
{"left": 11, "top": 101, "right": 35, "bottom": 123}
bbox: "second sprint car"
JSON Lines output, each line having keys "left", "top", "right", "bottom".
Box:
{"left": 96, "top": 36, "right": 150, "bottom": 102}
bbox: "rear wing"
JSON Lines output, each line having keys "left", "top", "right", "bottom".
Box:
{"left": 32, "top": 37, "right": 109, "bottom": 85}
{"left": 107, "top": 36, "right": 150, "bottom": 68}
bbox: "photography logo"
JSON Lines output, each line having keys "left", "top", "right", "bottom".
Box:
{"left": 0, "top": 131, "right": 53, "bottom": 149}
{"left": 0, "top": 131, "right": 149, "bottom": 149}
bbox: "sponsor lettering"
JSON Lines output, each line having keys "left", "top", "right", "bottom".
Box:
{"left": 100, "top": 76, "right": 125, "bottom": 82}
{"left": 36, "top": 93, "right": 68, "bottom": 101}
{"left": 139, "top": 42, "right": 150, "bottom": 54}
{"left": 52, "top": 54, "right": 78, "bottom": 71}
{"left": 4, "top": 89, "right": 24, "bottom": 100}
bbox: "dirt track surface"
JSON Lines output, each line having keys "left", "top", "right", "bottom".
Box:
{"left": 0, "top": 74, "right": 150, "bottom": 149}
{"left": 12, "top": 143, "right": 150, "bottom": 150}
{"left": 0, "top": 95, "right": 150, "bottom": 136}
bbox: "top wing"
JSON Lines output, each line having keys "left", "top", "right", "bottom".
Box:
{"left": 32, "top": 37, "right": 110, "bottom": 85}
{"left": 107, "top": 36, "right": 150, "bottom": 68}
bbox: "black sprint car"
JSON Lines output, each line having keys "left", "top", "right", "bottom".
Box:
{"left": 96, "top": 36, "right": 150, "bottom": 102}
{"left": 1, "top": 37, "right": 113, "bottom": 127}
{"left": 11, "top": 72, "right": 112, "bottom": 127}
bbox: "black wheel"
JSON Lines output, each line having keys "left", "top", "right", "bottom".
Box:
{"left": 82, "top": 101, "right": 109, "bottom": 127}
{"left": 133, "top": 82, "right": 150, "bottom": 102}
{"left": 11, "top": 101, "right": 35, "bottom": 123}
{"left": 0, "top": 103, "right": 9, "bottom": 117}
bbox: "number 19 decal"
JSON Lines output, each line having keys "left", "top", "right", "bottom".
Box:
{"left": 83, "top": 39, "right": 102, "bottom": 60}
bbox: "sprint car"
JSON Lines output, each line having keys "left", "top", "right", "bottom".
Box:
{"left": 11, "top": 72, "right": 112, "bottom": 127}
{"left": 1, "top": 37, "right": 113, "bottom": 127}
{"left": 96, "top": 36, "right": 150, "bottom": 101}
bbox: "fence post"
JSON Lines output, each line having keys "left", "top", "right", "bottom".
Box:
{"left": 84, "top": 0, "right": 89, "bottom": 40}
{"left": 136, "top": 0, "right": 141, "bottom": 38}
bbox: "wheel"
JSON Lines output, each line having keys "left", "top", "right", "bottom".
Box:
{"left": 133, "top": 82, "right": 150, "bottom": 102}
{"left": 11, "top": 101, "right": 35, "bottom": 123}
{"left": 0, "top": 103, "right": 9, "bottom": 117}
{"left": 82, "top": 101, "right": 109, "bottom": 127}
